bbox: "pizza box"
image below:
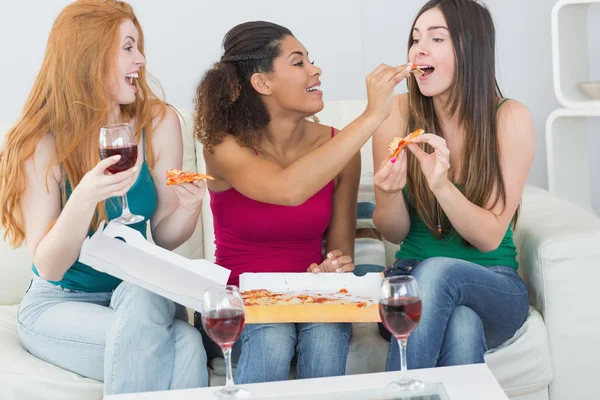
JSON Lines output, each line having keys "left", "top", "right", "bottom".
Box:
{"left": 78, "top": 221, "right": 230, "bottom": 311}
{"left": 239, "top": 272, "right": 383, "bottom": 324}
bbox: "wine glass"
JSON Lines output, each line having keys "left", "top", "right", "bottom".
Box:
{"left": 99, "top": 123, "right": 144, "bottom": 225}
{"left": 202, "top": 286, "right": 248, "bottom": 399}
{"left": 379, "top": 275, "right": 424, "bottom": 392}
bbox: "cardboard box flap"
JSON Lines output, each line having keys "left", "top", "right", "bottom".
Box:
{"left": 79, "top": 221, "right": 230, "bottom": 311}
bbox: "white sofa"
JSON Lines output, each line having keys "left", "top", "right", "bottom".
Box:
{"left": 1, "top": 100, "right": 599, "bottom": 400}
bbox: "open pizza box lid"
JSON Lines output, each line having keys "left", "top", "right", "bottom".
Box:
{"left": 79, "top": 221, "right": 230, "bottom": 311}
{"left": 239, "top": 272, "right": 383, "bottom": 324}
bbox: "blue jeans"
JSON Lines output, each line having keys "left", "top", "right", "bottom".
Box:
{"left": 17, "top": 276, "right": 208, "bottom": 395}
{"left": 234, "top": 323, "right": 352, "bottom": 383}
{"left": 385, "top": 258, "right": 529, "bottom": 370}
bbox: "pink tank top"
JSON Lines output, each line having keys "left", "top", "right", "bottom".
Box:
{"left": 210, "top": 127, "right": 336, "bottom": 286}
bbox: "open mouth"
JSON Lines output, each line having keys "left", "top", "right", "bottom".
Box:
{"left": 125, "top": 72, "right": 138, "bottom": 90}
{"left": 307, "top": 85, "right": 321, "bottom": 93}
{"left": 418, "top": 66, "right": 435, "bottom": 76}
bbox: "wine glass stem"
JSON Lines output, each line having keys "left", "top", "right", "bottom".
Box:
{"left": 121, "top": 194, "right": 132, "bottom": 216}
{"left": 397, "top": 337, "right": 408, "bottom": 380}
{"left": 223, "top": 347, "right": 235, "bottom": 389}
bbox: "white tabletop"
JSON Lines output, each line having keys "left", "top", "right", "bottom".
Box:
{"left": 105, "top": 363, "right": 508, "bottom": 400}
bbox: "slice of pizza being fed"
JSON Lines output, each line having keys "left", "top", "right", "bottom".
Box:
{"left": 410, "top": 65, "right": 425, "bottom": 76}
{"left": 166, "top": 169, "right": 215, "bottom": 186}
{"left": 387, "top": 128, "right": 425, "bottom": 159}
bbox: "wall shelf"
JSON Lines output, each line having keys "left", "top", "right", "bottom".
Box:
{"left": 546, "top": 108, "right": 600, "bottom": 212}
{"left": 552, "top": 0, "right": 600, "bottom": 108}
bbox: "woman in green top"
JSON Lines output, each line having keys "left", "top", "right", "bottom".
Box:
{"left": 0, "top": 0, "right": 208, "bottom": 395}
{"left": 372, "top": 0, "right": 534, "bottom": 371}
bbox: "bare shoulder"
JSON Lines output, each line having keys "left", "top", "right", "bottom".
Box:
{"left": 497, "top": 99, "right": 535, "bottom": 142}
{"left": 204, "top": 134, "right": 249, "bottom": 158}
{"left": 303, "top": 119, "right": 336, "bottom": 144}
{"left": 151, "top": 104, "right": 181, "bottom": 136}
{"left": 27, "top": 133, "right": 61, "bottom": 184}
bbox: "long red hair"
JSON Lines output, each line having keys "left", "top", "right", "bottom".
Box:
{"left": 0, "top": 0, "right": 165, "bottom": 247}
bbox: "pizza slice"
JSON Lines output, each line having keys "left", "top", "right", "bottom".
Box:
{"left": 387, "top": 128, "right": 425, "bottom": 158}
{"left": 410, "top": 65, "right": 425, "bottom": 76}
{"left": 166, "top": 169, "right": 215, "bottom": 186}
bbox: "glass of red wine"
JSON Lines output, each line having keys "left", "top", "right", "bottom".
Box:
{"left": 202, "top": 285, "right": 248, "bottom": 399}
{"left": 379, "top": 275, "right": 424, "bottom": 392}
{"left": 99, "top": 123, "right": 144, "bottom": 225}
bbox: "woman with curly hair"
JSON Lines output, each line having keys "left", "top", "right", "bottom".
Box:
{"left": 193, "top": 21, "right": 411, "bottom": 383}
{"left": 0, "top": 0, "right": 208, "bottom": 394}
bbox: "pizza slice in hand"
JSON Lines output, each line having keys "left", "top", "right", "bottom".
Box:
{"left": 387, "top": 128, "right": 425, "bottom": 159}
{"left": 410, "top": 65, "right": 425, "bottom": 76}
{"left": 166, "top": 169, "right": 215, "bottom": 186}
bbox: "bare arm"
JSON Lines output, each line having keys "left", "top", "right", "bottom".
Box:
{"left": 207, "top": 112, "right": 383, "bottom": 207}
{"left": 22, "top": 135, "right": 135, "bottom": 281}
{"left": 150, "top": 106, "right": 204, "bottom": 250}
{"left": 206, "top": 65, "right": 412, "bottom": 207}
{"left": 372, "top": 94, "right": 411, "bottom": 244}
{"left": 324, "top": 142, "right": 361, "bottom": 265}
{"left": 417, "top": 100, "right": 535, "bottom": 252}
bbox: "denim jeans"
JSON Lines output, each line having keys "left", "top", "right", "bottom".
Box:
{"left": 17, "top": 276, "right": 208, "bottom": 395}
{"left": 234, "top": 322, "right": 352, "bottom": 383}
{"left": 385, "top": 257, "right": 529, "bottom": 370}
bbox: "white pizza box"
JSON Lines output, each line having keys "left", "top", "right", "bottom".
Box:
{"left": 79, "top": 221, "right": 230, "bottom": 311}
{"left": 239, "top": 272, "right": 383, "bottom": 323}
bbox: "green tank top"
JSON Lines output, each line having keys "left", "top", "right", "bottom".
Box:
{"left": 395, "top": 97, "right": 518, "bottom": 269}
{"left": 32, "top": 130, "right": 158, "bottom": 292}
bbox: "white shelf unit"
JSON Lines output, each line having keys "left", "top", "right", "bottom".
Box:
{"left": 551, "top": 0, "right": 600, "bottom": 108}
{"left": 546, "top": 108, "right": 600, "bottom": 213}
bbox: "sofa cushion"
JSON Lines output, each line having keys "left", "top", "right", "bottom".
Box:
{"left": 354, "top": 173, "right": 386, "bottom": 276}
{"left": 0, "top": 239, "right": 32, "bottom": 306}
{"left": 0, "top": 305, "right": 102, "bottom": 400}
{"left": 486, "top": 307, "right": 553, "bottom": 396}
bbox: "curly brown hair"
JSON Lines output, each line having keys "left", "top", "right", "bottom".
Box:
{"left": 194, "top": 21, "right": 293, "bottom": 153}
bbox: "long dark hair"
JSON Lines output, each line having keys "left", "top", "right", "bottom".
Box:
{"left": 406, "top": 0, "right": 516, "bottom": 242}
{"left": 193, "top": 21, "right": 293, "bottom": 153}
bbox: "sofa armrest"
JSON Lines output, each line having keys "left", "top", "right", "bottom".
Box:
{"left": 515, "top": 185, "right": 600, "bottom": 399}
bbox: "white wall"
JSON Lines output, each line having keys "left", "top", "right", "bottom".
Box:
{"left": 588, "top": 3, "right": 600, "bottom": 215}
{"left": 3, "top": 0, "right": 596, "bottom": 209}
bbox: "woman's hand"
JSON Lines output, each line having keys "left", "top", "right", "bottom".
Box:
{"left": 73, "top": 155, "right": 138, "bottom": 206}
{"left": 307, "top": 249, "right": 355, "bottom": 274}
{"left": 173, "top": 180, "right": 206, "bottom": 213}
{"left": 364, "top": 63, "right": 412, "bottom": 121}
{"left": 374, "top": 149, "right": 408, "bottom": 194}
{"left": 407, "top": 134, "right": 451, "bottom": 192}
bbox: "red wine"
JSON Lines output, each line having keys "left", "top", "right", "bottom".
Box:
{"left": 379, "top": 297, "right": 422, "bottom": 339}
{"left": 203, "top": 309, "right": 245, "bottom": 348}
{"left": 99, "top": 145, "right": 138, "bottom": 174}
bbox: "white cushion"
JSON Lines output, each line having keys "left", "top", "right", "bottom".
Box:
{"left": 485, "top": 307, "right": 553, "bottom": 397}
{"left": 515, "top": 186, "right": 600, "bottom": 400}
{"left": 0, "top": 240, "right": 32, "bottom": 306}
{"left": 0, "top": 306, "right": 102, "bottom": 400}
{"left": 164, "top": 109, "right": 204, "bottom": 260}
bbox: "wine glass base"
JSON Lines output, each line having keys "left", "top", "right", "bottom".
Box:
{"left": 387, "top": 378, "right": 425, "bottom": 392}
{"left": 213, "top": 386, "right": 249, "bottom": 399}
{"left": 112, "top": 214, "right": 145, "bottom": 225}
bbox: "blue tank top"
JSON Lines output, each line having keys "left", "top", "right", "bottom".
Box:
{"left": 32, "top": 131, "right": 158, "bottom": 292}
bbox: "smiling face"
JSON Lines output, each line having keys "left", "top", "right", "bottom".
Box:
{"left": 408, "top": 7, "right": 456, "bottom": 98}
{"left": 257, "top": 35, "right": 324, "bottom": 116}
{"left": 110, "top": 19, "right": 146, "bottom": 105}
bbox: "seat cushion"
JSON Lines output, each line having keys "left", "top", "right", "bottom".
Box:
{"left": 0, "top": 306, "right": 102, "bottom": 400}
{"left": 485, "top": 307, "right": 553, "bottom": 397}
